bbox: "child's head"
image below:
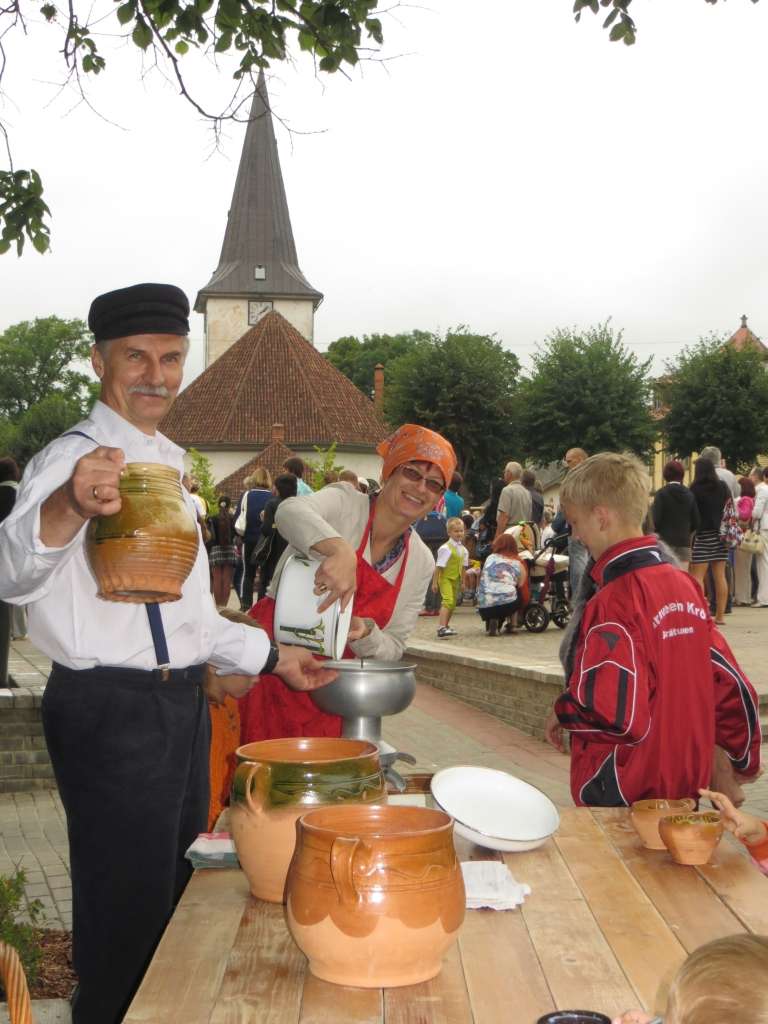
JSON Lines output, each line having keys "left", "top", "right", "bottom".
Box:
{"left": 558, "top": 452, "right": 649, "bottom": 560}
{"left": 665, "top": 934, "right": 768, "bottom": 1024}
{"left": 446, "top": 517, "right": 465, "bottom": 541}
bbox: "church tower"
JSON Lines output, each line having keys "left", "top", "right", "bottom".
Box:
{"left": 195, "top": 71, "right": 323, "bottom": 364}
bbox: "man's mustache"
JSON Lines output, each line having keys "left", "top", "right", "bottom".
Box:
{"left": 127, "top": 384, "right": 171, "bottom": 398}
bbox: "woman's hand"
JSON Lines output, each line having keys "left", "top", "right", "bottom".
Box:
{"left": 699, "top": 787, "right": 768, "bottom": 845}
{"left": 347, "top": 616, "right": 372, "bottom": 642}
{"left": 611, "top": 1012, "right": 654, "bottom": 1024}
{"left": 311, "top": 538, "right": 358, "bottom": 612}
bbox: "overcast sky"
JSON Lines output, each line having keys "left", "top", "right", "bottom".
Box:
{"left": 2, "top": 0, "right": 767, "bottom": 386}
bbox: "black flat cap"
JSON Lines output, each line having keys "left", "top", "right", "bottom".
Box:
{"left": 88, "top": 283, "right": 190, "bottom": 342}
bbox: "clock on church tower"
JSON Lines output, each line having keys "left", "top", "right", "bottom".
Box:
{"left": 248, "top": 301, "right": 273, "bottom": 326}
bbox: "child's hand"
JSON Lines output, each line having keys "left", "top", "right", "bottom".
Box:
{"left": 699, "top": 788, "right": 768, "bottom": 845}
{"left": 205, "top": 669, "right": 258, "bottom": 704}
{"left": 611, "top": 1012, "right": 654, "bottom": 1024}
{"left": 544, "top": 708, "right": 565, "bottom": 753}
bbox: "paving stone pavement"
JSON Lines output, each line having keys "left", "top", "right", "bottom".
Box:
{"left": 2, "top": 607, "right": 767, "bottom": 933}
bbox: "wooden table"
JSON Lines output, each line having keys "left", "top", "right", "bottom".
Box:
{"left": 124, "top": 807, "right": 768, "bottom": 1023}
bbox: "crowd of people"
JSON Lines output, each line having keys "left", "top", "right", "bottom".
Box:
{"left": 0, "top": 279, "right": 765, "bottom": 1023}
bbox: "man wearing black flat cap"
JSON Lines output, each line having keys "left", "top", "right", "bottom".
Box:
{"left": 0, "top": 283, "right": 336, "bottom": 1024}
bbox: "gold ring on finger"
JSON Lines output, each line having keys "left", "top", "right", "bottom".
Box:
{"left": 92, "top": 486, "right": 100, "bottom": 501}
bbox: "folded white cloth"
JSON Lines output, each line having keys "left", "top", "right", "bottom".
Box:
{"left": 185, "top": 832, "right": 239, "bottom": 870}
{"left": 460, "top": 860, "right": 531, "bottom": 910}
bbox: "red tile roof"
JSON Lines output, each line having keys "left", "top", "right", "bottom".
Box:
{"left": 727, "top": 315, "right": 768, "bottom": 356}
{"left": 161, "top": 311, "right": 389, "bottom": 447}
{"left": 216, "top": 440, "right": 297, "bottom": 497}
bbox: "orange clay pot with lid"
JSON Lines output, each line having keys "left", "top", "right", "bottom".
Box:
{"left": 285, "top": 803, "right": 465, "bottom": 988}
{"left": 85, "top": 462, "right": 198, "bottom": 603}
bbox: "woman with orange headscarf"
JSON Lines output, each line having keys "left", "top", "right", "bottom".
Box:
{"left": 239, "top": 424, "right": 457, "bottom": 741}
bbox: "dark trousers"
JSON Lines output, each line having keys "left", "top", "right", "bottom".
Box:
{"left": 241, "top": 540, "right": 259, "bottom": 610}
{"left": 42, "top": 663, "right": 210, "bottom": 1024}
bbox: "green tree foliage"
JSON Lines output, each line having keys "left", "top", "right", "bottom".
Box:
{"left": 383, "top": 328, "right": 520, "bottom": 502}
{"left": 661, "top": 336, "right": 768, "bottom": 471}
{"left": 516, "top": 323, "right": 655, "bottom": 465}
{"left": 0, "top": 393, "right": 86, "bottom": 469}
{"left": 324, "top": 331, "right": 430, "bottom": 398}
{"left": 188, "top": 448, "right": 219, "bottom": 513}
{"left": 1, "top": 0, "right": 386, "bottom": 253}
{"left": 574, "top": 0, "right": 759, "bottom": 47}
{"left": 0, "top": 316, "right": 94, "bottom": 419}
{"left": 305, "top": 442, "right": 344, "bottom": 490}
{"left": 0, "top": 316, "right": 96, "bottom": 466}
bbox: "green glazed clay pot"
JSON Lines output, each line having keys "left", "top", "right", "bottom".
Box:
{"left": 230, "top": 737, "right": 387, "bottom": 903}
{"left": 85, "top": 462, "right": 198, "bottom": 603}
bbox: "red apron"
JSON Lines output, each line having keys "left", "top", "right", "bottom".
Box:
{"left": 238, "top": 509, "right": 411, "bottom": 741}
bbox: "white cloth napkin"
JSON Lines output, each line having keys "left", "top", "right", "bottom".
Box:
{"left": 460, "top": 861, "right": 531, "bottom": 910}
{"left": 185, "top": 832, "right": 239, "bottom": 869}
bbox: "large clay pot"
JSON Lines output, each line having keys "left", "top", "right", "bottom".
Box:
{"left": 285, "top": 804, "right": 465, "bottom": 988}
{"left": 85, "top": 463, "right": 198, "bottom": 603}
{"left": 658, "top": 811, "right": 724, "bottom": 865}
{"left": 230, "top": 738, "right": 387, "bottom": 903}
{"left": 630, "top": 798, "right": 696, "bottom": 850}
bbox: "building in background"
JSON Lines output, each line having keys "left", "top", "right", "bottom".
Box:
{"left": 164, "top": 72, "right": 387, "bottom": 489}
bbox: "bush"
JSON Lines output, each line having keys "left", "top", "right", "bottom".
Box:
{"left": 0, "top": 869, "right": 44, "bottom": 995}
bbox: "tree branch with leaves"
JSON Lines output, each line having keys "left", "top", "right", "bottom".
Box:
{"left": 0, "top": 0, "right": 386, "bottom": 253}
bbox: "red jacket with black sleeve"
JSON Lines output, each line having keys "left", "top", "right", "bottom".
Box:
{"left": 555, "top": 536, "right": 761, "bottom": 806}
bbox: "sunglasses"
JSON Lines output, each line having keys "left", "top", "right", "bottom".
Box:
{"left": 400, "top": 464, "right": 445, "bottom": 495}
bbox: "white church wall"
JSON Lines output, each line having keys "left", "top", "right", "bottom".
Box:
{"left": 272, "top": 299, "right": 314, "bottom": 344}
{"left": 183, "top": 449, "right": 258, "bottom": 484}
{"left": 205, "top": 298, "right": 248, "bottom": 365}
{"left": 204, "top": 297, "right": 315, "bottom": 366}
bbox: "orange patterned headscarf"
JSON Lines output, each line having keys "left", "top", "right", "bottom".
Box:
{"left": 377, "top": 424, "right": 457, "bottom": 488}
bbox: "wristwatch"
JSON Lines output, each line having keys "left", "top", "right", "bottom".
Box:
{"left": 261, "top": 641, "right": 280, "bottom": 675}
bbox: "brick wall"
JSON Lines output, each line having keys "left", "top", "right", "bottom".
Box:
{"left": 405, "top": 644, "right": 564, "bottom": 741}
{"left": 0, "top": 687, "right": 56, "bottom": 793}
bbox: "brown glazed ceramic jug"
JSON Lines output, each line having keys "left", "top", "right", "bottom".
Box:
{"left": 658, "top": 811, "right": 724, "bottom": 865}
{"left": 230, "top": 738, "right": 387, "bottom": 904}
{"left": 85, "top": 463, "right": 198, "bottom": 603}
{"left": 285, "top": 804, "right": 466, "bottom": 988}
{"left": 630, "top": 798, "right": 696, "bottom": 850}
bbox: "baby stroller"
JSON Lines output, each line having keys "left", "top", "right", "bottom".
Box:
{"left": 519, "top": 531, "right": 571, "bottom": 633}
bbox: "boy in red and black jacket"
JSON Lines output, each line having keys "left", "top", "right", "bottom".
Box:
{"left": 545, "top": 453, "right": 760, "bottom": 807}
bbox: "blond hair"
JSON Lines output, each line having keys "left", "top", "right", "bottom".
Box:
{"left": 666, "top": 935, "right": 768, "bottom": 1024}
{"left": 245, "top": 467, "right": 272, "bottom": 490}
{"left": 446, "top": 517, "right": 465, "bottom": 532}
{"left": 559, "top": 452, "right": 648, "bottom": 528}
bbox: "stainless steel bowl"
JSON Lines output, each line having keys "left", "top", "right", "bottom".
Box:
{"left": 309, "top": 659, "right": 416, "bottom": 741}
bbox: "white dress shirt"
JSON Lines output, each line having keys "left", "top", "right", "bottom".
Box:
{"left": 0, "top": 402, "right": 270, "bottom": 673}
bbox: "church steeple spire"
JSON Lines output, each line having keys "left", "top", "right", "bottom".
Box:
{"left": 196, "top": 71, "right": 322, "bottom": 361}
